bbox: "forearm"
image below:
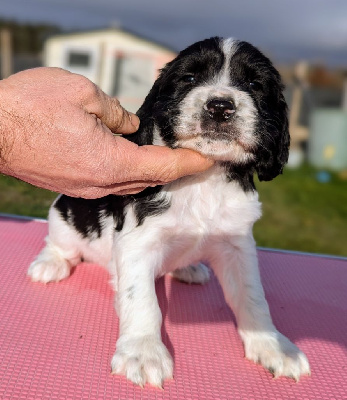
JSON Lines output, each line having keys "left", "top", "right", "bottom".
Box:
{"left": 0, "top": 82, "right": 18, "bottom": 177}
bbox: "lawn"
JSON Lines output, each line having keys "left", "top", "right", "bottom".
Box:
{"left": 0, "top": 165, "right": 346, "bottom": 257}
{"left": 254, "top": 166, "right": 347, "bottom": 257}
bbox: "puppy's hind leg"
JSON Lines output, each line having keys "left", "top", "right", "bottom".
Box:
{"left": 171, "top": 263, "right": 210, "bottom": 285}
{"left": 28, "top": 237, "right": 80, "bottom": 283}
{"left": 28, "top": 206, "right": 81, "bottom": 283}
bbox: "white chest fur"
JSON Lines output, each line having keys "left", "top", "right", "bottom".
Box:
{"left": 167, "top": 165, "right": 261, "bottom": 234}
{"left": 115, "top": 165, "right": 262, "bottom": 276}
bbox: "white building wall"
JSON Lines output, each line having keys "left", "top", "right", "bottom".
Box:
{"left": 44, "top": 29, "right": 176, "bottom": 112}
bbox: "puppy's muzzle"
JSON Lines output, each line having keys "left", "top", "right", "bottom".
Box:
{"left": 204, "top": 99, "right": 236, "bottom": 122}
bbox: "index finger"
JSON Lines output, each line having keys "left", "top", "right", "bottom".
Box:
{"left": 102, "top": 96, "right": 140, "bottom": 134}
{"left": 85, "top": 87, "right": 140, "bottom": 134}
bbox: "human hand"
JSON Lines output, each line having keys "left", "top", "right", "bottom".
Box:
{"left": 0, "top": 67, "right": 213, "bottom": 198}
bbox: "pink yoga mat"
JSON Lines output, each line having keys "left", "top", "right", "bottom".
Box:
{"left": 0, "top": 215, "right": 346, "bottom": 399}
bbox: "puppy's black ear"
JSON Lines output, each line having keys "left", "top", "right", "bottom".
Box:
{"left": 255, "top": 88, "right": 290, "bottom": 182}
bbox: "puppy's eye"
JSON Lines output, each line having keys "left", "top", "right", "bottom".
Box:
{"left": 249, "top": 81, "right": 262, "bottom": 91}
{"left": 181, "top": 75, "right": 196, "bottom": 84}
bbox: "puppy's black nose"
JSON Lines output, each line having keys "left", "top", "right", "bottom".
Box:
{"left": 205, "top": 99, "right": 236, "bottom": 122}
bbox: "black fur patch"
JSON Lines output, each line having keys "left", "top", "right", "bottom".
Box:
{"left": 55, "top": 188, "right": 169, "bottom": 238}
{"left": 55, "top": 195, "right": 129, "bottom": 238}
{"left": 223, "top": 163, "right": 256, "bottom": 192}
{"left": 133, "top": 191, "right": 171, "bottom": 226}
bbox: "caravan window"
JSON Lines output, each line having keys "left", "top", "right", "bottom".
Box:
{"left": 62, "top": 45, "right": 99, "bottom": 83}
{"left": 112, "top": 53, "right": 154, "bottom": 112}
{"left": 68, "top": 52, "right": 91, "bottom": 68}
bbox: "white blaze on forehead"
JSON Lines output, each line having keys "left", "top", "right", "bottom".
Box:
{"left": 214, "top": 38, "right": 238, "bottom": 86}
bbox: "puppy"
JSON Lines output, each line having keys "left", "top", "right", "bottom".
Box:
{"left": 28, "top": 37, "right": 310, "bottom": 387}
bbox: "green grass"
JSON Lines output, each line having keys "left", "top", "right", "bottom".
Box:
{"left": 0, "top": 166, "right": 346, "bottom": 257}
{"left": 0, "top": 175, "right": 57, "bottom": 218}
{"left": 254, "top": 166, "right": 347, "bottom": 257}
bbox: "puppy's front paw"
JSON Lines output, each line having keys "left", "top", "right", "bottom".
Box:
{"left": 241, "top": 330, "right": 310, "bottom": 381}
{"left": 111, "top": 335, "right": 173, "bottom": 388}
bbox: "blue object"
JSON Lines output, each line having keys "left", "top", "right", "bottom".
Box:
{"left": 316, "top": 171, "right": 331, "bottom": 183}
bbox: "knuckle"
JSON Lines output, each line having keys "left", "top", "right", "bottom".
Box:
{"left": 112, "top": 97, "right": 121, "bottom": 109}
{"left": 110, "top": 99, "right": 127, "bottom": 132}
{"left": 73, "top": 74, "right": 100, "bottom": 101}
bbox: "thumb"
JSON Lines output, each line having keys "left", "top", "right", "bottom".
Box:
{"left": 132, "top": 145, "right": 215, "bottom": 183}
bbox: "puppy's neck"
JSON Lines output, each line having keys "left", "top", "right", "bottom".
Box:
{"left": 165, "top": 164, "right": 225, "bottom": 191}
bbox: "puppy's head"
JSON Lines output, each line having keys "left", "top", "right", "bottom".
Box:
{"left": 136, "top": 37, "right": 290, "bottom": 181}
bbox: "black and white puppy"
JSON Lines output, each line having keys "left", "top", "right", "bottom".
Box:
{"left": 28, "top": 37, "right": 310, "bottom": 387}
